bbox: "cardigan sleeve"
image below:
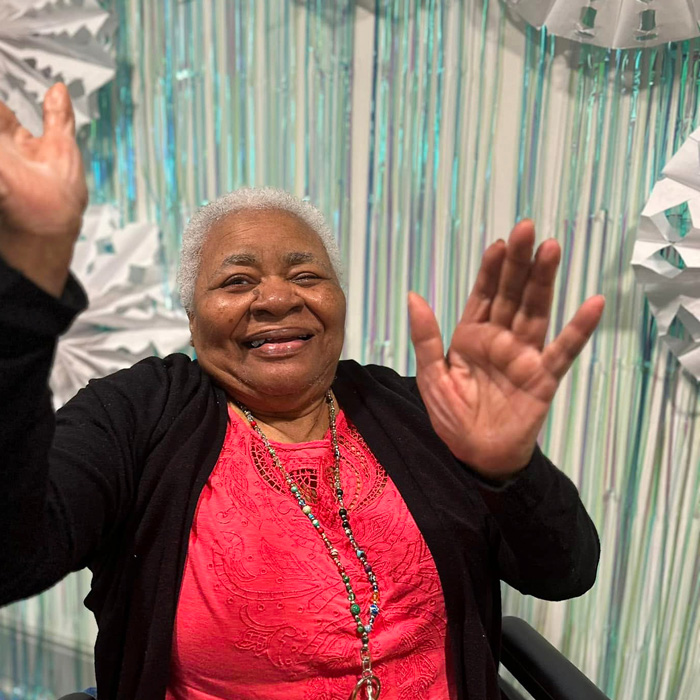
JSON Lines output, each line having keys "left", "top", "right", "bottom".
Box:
{"left": 475, "top": 447, "right": 600, "bottom": 600}
{"left": 0, "top": 256, "right": 164, "bottom": 605}
{"left": 401, "top": 370, "right": 599, "bottom": 600}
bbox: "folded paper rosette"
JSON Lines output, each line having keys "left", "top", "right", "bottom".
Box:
{"left": 632, "top": 129, "right": 700, "bottom": 378}
{"left": 505, "top": 0, "right": 700, "bottom": 49}
{"left": 0, "top": 0, "right": 115, "bottom": 134}
{"left": 51, "top": 205, "right": 191, "bottom": 407}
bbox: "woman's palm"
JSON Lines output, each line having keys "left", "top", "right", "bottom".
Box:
{"left": 409, "top": 221, "right": 605, "bottom": 478}
{"left": 419, "top": 321, "right": 560, "bottom": 472}
{"left": 0, "top": 84, "right": 87, "bottom": 239}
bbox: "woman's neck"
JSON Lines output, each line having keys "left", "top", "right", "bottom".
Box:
{"left": 230, "top": 392, "right": 332, "bottom": 444}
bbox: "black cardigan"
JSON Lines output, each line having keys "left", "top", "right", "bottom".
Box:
{"left": 0, "top": 258, "right": 599, "bottom": 700}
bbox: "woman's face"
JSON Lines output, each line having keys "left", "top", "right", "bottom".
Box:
{"left": 189, "top": 208, "right": 346, "bottom": 410}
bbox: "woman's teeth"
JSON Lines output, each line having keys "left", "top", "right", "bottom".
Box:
{"left": 248, "top": 335, "right": 311, "bottom": 348}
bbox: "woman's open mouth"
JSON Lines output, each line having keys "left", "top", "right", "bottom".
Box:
{"left": 243, "top": 330, "right": 315, "bottom": 356}
{"left": 246, "top": 333, "right": 313, "bottom": 349}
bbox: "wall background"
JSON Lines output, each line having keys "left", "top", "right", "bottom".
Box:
{"left": 1, "top": 2, "right": 699, "bottom": 699}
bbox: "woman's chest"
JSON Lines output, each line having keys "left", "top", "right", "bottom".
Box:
{"left": 167, "top": 415, "right": 456, "bottom": 699}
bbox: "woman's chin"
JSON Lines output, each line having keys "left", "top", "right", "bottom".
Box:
{"left": 223, "top": 366, "right": 335, "bottom": 408}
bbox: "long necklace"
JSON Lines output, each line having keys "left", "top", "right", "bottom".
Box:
{"left": 237, "top": 391, "right": 382, "bottom": 700}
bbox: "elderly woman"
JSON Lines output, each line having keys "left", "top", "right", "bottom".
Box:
{"left": 0, "top": 85, "right": 604, "bottom": 700}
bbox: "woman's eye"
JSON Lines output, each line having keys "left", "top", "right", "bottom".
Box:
{"left": 294, "top": 274, "right": 321, "bottom": 284}
{"left": 224, "top": 276, "right": 254, "bottom": 288}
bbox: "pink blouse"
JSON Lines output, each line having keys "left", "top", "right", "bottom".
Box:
{"left": 166, "top": 406, "right": 456, "bottom": 700}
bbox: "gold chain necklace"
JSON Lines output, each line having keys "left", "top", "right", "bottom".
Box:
{"left": 237, "top": 391, "right": 382, "bottom": 700}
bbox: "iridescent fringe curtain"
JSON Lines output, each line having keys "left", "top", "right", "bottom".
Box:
{"left": 1, "top": 2, "right": 699, "bottom": 699}
{"left": 362, "top": 7, "right": 700, "bottom": 700}
{"left": 88, "top": 0, "right": 356, "bottom": 289}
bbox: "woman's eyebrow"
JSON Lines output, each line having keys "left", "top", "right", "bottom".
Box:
{"left": 217, "top": 252, "right": 258, "bottom": 270}
{"left": 284, "top": 251, "right": 316, "bottom": 266}
{"left": 216, "top": 250, "right": 320, "bottom": 272}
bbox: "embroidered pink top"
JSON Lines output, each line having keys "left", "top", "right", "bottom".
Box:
{"left": 166, "top": 407, "right": 456, "bottom": 700}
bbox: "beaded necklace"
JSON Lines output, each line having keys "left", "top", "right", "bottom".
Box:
{"left": 237, "top": 391, "right": 382, "bottom": 700}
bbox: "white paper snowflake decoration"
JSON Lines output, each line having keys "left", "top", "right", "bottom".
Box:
{"left": 632, "top": 128, "right": 700, "bottom": 379}
{"left": 0, "top": 0, "right": 115, "bottom": 135}
{"left": 506, "top": 0, "right": 700, "bottom": 49}
{"left": 51, "top": 205, "right": 191, "bottom": 408}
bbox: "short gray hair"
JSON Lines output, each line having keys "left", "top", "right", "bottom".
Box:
{"left": 178, "top": 187, "right": 344, "bottom": 314}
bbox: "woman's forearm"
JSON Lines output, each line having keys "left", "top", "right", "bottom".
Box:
{"left": 0, "top": 233, "right": 75, "bottom": 297}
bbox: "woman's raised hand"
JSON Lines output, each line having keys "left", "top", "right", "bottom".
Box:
{"left": 408, "top": 220, "right": 605, "bottom": 480}
{"left": 0, "top": 83, "right": 87, "bottom": 295}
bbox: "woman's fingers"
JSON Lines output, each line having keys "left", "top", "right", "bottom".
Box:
{"left": 510, "top": 239, "right": 561, "bottom": 349}
{"left": 0, "top": 103, "right": 21, "bottom": 197}
{"left": 408, "top": 291, "right": 448, "bottom": 382}
{"left": 458, "top": 239, "right": 506, "bottom": 325}
{"left": 0, "top": 84, "right": 74, "bottom": 196}
{"left": 13, "top": 126, "right": 33, "bottom": 145}
{"left": 0, "top": 84, "right": 74, "bottom": 143}
{"left": 42, "top": 83, "right": 75, "bottom": 137}
{"left": 488, "top": 219, "right": 536, "bottom": 329}
{"left": 0, "top": 100, "right": 20, "bottom": 138}
{"left": 541, "top": 295, "right": 606, "bottom": 379}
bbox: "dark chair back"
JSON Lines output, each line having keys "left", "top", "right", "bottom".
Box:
{"left": 499, "top": 616, "right": 611, "bottom": 700}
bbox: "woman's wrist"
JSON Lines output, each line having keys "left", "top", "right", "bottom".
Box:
{"left": 0, "top": 231, "right": 77, "bottom": 297}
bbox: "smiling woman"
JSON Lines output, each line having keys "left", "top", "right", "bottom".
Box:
{"left": 188, "top": 205, "right": 346, "bottom": 423}
{"left": 0, "top": 85, "right": 605, "bottom": 700}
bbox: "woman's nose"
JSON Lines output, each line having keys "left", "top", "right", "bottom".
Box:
{"left": 250, "top": 277, "right": 303, "bottom": 316}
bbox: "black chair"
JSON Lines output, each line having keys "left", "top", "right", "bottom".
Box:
{"left": 58, "top": 617, "right": 611, "bottom": 700}
{"left": 499, "top": 616, "right": 611, "bottom": 700}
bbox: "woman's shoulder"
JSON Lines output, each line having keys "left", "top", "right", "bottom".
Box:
{"left": 88, "top": 352, "right": 206, "bottom": 394}
{"left": 59, "top": 352, "right": 220, "bottom": 428}
{"left": 337, "top": 358, "right": 411, "bottom": 382}
{"left": 335, "top": 359, "right": 422, "bottom": 403}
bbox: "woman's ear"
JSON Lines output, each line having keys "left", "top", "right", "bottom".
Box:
{"left": 188, "top": 310, "right": 197, "bottom": 346}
